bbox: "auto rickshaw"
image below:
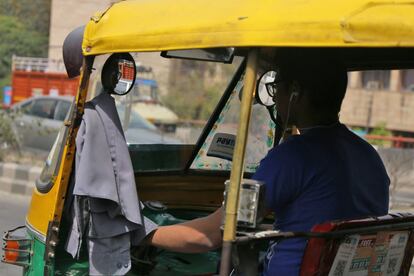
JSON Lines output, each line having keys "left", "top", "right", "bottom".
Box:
{"left": 3, "top": 0, "right": 414, "bottom": 275}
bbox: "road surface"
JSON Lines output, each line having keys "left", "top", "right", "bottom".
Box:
{"left": 0, "top": 192, "right": 30, "bottom": 276}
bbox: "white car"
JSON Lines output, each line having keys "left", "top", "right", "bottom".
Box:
{"left": 9, "top": 95, "right": 179, "bottom": 152}
{"left": 10, "top": 95, "right": 73, "bottom": 152}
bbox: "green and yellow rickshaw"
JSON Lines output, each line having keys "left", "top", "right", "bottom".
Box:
{"left": 3, "top": 0, "right": 414, "bottom": 275}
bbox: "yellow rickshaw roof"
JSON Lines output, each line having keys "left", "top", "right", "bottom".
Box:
{"left": 82, "top": 0, "right": 414, "bottom": 56}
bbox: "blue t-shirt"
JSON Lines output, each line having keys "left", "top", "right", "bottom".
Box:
{"left": 252, "top": 123, "right": 389, "bottom": 276}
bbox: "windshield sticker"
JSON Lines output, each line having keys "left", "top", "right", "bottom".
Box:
{"left": 328, "top": 231, "right": 409, "bottom": 276}
{"left": 192, "top": 89, "right": 237, "bottom": 171}
{"left": 207, "top": 133, "right": 236, "bottom": 161}
{"left": 191, "top": 72, "right": 275, "bottom": 173}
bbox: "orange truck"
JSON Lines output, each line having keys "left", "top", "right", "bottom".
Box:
{"left": 9, "top": 55, "right": 79, "bottom": 105}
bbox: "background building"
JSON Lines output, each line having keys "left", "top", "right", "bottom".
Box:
{"left": 48, "top": 0, "right": 113, "bottom": 61}
{"left": 48, "top": 0, "right": 171, "bottom": 95}
{"left": 342, "top": 70, "right": 414, "bottom": 136}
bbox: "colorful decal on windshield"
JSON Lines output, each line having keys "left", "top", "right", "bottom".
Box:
{"left": 192, "top": 88, "right": 237, "bottom": 170}
{"left": 191, "top": 73, "right": 274, "bottom": 173}
{"left": 267, "top": 120, "right": 276, "bottom": 148}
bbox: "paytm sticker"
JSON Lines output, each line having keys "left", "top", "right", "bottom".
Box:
{"left": 207, "top": 133, "right": 236, "bottom": 161}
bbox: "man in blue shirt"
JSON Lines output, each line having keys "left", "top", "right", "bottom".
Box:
{"left": 147, "top": 52, "right": 390, "bottom": 275}
{"left": 251, "top": 53, "right": 390, "bottom": 275}
{"left": 254, "top": 122, "right": 389, "bottom": 275}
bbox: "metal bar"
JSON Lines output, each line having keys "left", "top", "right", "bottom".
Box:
{"left": 52, "top": 56, "right": 94, "bottom": 221}
{"left": 365, "top": 134, "right": 414, "bottom": 143}
{"left": 1, "top": 248, "right": 31, "bottom": 253}
{"left": 12, "top": 55, "right": 65, "bottom": 72}
{"left": 43, "top": 57, "right": 94, "bottom": 271}
{"left": 220, "top": 49, "right": 259, "bottom": 276}
{"left": 235, "top": 221, "right": 414, "bottom": 243}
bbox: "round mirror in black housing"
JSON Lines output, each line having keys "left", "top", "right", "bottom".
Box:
{"left": 101, "top": 53, "right": 136, "bottom": 96}
{"left": 256, "top": 70, "right": 277, "bottom": 107}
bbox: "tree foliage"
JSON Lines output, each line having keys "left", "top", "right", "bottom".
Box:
{"left": 368, "top": 122, "right": 392, "bottom": 147}
{"left": 0, "top": 0, "right": 51, "bottom": 35}
{"left": 163, "top": 60, "right": 238, "bottom": 121}
{"left": 0, "top": 15, "right": 48, "bottom": 88}
{"left": 0, "top": 0, "right": 50, "bottom": 91}
{"left": 0, "top": 110, "right": 20, "bottom": 160}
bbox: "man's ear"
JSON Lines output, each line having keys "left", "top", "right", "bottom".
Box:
{"left": 289, "top": 81, "right": 301, "bottom": 103}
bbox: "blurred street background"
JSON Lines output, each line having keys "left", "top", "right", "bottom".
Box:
{"left": 1, "top": 0, "right": 414, "bottom": 275}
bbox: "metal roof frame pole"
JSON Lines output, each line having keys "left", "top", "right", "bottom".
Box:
{"left": 43, "top": 56, "right": 94, "bottom": 275}
{"left": 220, "top": 48, "right": 259, "bottom": 276}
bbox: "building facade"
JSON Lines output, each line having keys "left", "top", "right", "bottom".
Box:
{"left": 48, "top": 0, "right": 114, "bottom": 61}
{"left": 342, "top": 70, "right": 414, "bottom": 135}
{"left": 48, "top": 0, "right": 171, "bottom": 95}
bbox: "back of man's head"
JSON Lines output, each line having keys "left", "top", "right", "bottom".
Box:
{"left": 276, "top": 49, "right": 348, "bottom": 116}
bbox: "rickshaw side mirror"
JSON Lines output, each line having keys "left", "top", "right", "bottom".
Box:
{"left": 101, "top": 53, "right": 137, "bottom": 96}
{"left": 256, "top": 70, "right": 277, "bottom": 107}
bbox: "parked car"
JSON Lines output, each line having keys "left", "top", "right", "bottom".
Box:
{"left": 9, "top": 95, "right": 178, "bottom": 152}
{"left": 9, "top": 95, "right": 73, "bottom": 152}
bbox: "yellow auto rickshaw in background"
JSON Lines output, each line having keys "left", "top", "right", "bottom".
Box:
{"left": 3, "top": 0, "right": 414, "bottom": 275}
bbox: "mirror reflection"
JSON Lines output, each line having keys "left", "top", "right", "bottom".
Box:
{"left": 101, "top": 53, "right": 136, "bottom": 96}
{"left": 114, "top": 59, "right": 136, "bottom": 94}
{"left": 256, "top": 70, "right": 277, "bottom": 106}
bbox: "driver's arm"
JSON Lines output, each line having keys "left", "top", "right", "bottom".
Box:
{"left": 147, "top": 207, "right": 223, "bottom": 253}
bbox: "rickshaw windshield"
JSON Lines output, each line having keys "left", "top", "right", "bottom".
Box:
{"left": 190, "top": 73, "right": 276, "bottom": 173}
{"left": 85, "top": 52, "right": 276, "bottom": 173}
{"left": 87, "top": 52, "right": 276, "bottom": 173}
{"left": 89, "top": 52, "right": 241, "bottom": 146}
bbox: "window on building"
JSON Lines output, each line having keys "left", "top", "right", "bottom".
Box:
{"left": 402, "top": 70, "right": 414, "bottom": 92}
{"left": 361, "top": 70, "right": 391, "bottom": 90}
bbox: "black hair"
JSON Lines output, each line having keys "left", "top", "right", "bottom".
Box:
{"left": 276, "top": 49, "right": 348, "bottom": 116}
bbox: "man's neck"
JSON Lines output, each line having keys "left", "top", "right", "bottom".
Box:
{"left": 296, "top": 116, "right": 339, "bottom": 129}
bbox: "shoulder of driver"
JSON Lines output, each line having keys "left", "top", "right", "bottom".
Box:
{"left": 252, "top": 135, "right": 309, "bottom": 210}
{"left": 260, "top": 135, "right": 308, "bottom": 170}
{"left": 253, "top": 134, "right": 310, "bottom": 187}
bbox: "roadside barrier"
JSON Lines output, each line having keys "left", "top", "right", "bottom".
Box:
{"left": 0, "top": 163, "right": 41, "bottom": 196}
